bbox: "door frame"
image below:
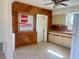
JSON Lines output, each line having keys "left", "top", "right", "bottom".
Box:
{"left": 70, "top": 13, "right": 79, "bottom": 59}
{"left": 36, "top": 14, "right": 48, "bottom": 42}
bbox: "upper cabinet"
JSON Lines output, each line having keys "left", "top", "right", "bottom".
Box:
{"left": 52, "top": 14, "right": 66, "bottom": 25}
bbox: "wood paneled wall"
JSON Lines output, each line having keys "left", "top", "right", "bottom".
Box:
{"left": 15, "top": 32, "right": 37, "bottom": 48}
{"left": 12, "top": 1, "right": 52, "bottom": 32}
{"left": 12, "top": 1, "right": 52, "bottom": 47}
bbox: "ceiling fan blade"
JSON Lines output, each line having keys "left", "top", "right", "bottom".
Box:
{"left": 53, "top": 0, "right": 69, "bottom": 2}
{"left": 52, "top": 0, "right": 65, "bottom": 2}
{"left": 60, "top": 3, "right": 68, "bottom": 6}
{"left": 44, "top": 2, "right": 53, "bottom": 5}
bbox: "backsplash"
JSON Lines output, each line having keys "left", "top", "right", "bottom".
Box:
{"left": 51, "top": 24, "right": 67, "bottom": 31}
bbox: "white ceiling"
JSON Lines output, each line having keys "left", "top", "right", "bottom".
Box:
{"left": 14, "top": 0, "right": 79, "bottom": 10}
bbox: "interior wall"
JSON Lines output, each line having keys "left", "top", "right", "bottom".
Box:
{"left": 0, "top": 0, "right": 2, "bottom": 52}
{"left": 1, "top": 0, "right": 14, "bottom": 59}
{"left": 12, "top": 1, "right": 52, "bottom": 47}
{"left": 0, "top": 0, "right": 2, "bottom": 43}
{"left": 12, "top": 1, "right": 52, "bottom": 32}
{"left": 52, "top": 14, "right": 66, "bottom": 25}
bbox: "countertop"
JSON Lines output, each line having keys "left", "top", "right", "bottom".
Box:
{"left": 49, "top": 31, "right": 72, "bottom": 38}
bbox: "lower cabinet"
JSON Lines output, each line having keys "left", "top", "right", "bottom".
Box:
{"left": 62, "top": 37, "right": 71, "bottom": 48}
{"left": 57, "top": 36, "right": 63, "bottom": 45}
{"left": 48, "top": 34, "right": 63, "bottom": 45}
{"left": 53, "top": 35, "right": 58, "bottom": 44}
{"left": 48, "top": 33, "right": 72, "bottom": 48}
{"left": 48, "top": 34, "right": 55, "bottom": 43}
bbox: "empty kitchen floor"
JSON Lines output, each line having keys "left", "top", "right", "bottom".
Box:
{"left": 15, "top": 42, "right": 70, "bottom": 59}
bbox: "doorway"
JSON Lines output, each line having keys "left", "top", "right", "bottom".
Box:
{"left": 36, "top": 14, "right": 48, "bottom": 42}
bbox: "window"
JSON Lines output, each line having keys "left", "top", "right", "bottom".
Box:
{"left": 65, "top": 13, "right": 74, "bottom": 31}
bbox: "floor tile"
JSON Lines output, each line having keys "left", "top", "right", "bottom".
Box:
{"left": 15, "top": 42, "right": 70, "bottom": 59}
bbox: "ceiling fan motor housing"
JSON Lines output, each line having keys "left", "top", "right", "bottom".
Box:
{"left": 44, "top": 0, "right": 68, "bottom": 8}
{"left": 52, "top": 0, "right": 69, "bottom": 2}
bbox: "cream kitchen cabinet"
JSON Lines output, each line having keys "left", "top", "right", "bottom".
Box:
{"left": 53, "top": 35, "right": 58, "bottom": 44}
{"left": 48, "top": 34, "right": 63, "bottom": 45}
{"left": 48, "top": 32, "right": 72, "bottom": 48}
{"left": 56, "top": 35, "right": 63, "bottom": 45}
{"left": 53, "top": 35, "right": 63, "bottom": 45}
{"left": 48, "top": 34, "right": 55, "bottom": 43}
{"left": 62, "top": 36, "right": 71, "bottom": 48}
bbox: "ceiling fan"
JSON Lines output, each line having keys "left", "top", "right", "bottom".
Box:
{"left": 44, "top": 0, "right": 68, "bottom": 8}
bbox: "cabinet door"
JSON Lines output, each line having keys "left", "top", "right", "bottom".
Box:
{"left": 53, "top": 35, "right": 58, "bottom": 44}
{"left": 57, "top": 36, "right": 63, "bottom": 45}
{"left": 48, "top": 34, "right": 54, "bottom": 43}
{"left": 63, "top": 37, "right": 71, "bottom": 48}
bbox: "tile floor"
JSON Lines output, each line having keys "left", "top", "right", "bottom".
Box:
{"left": 15, "top": 42, "right": 70, "bottom": 59}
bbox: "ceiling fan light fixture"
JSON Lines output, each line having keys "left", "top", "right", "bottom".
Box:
{"left": 44, "top": 0, "right": 68, "bottom": 8}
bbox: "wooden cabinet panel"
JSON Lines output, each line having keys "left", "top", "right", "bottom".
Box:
{"left": 15, "top": 32, "right": 37, "bottom": 48}
{"left": 12, "top": 11, "right": 18, "bottom": 33}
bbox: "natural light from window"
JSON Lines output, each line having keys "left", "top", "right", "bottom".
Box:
{"left": 65, "top": 13, "right": 74, "bottom": 31}
{"left": 47, "top": 49, "right": 64, "bottom": 58}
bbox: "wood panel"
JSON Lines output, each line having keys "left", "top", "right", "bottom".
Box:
{"left": 15, "top": 32, "right": 37, "bottom": 48}
{"left": 12, "top": 11, "right": 18, "bottom": 33}
{"left": 12, "top": 1, "right": 52, "bottom": 32}
{"left": 12, "top": 1, "right": 52, "bottom": 47}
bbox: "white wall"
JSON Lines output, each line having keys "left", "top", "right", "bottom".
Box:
{"left": 52, "top": 14, "right": 66, "bottom": 25}
{"left": 53, "top": 5, "right": 79, "bottom": 15}
{"left": 0, "top": 0, "right": 2, "bottom": 43}
{"left": 1, "top": 0, "right": 14, "bottom": 59}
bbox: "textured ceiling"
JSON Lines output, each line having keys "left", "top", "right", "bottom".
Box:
{"left": 14, "top": 0, "right": 79, "bottom": 10}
